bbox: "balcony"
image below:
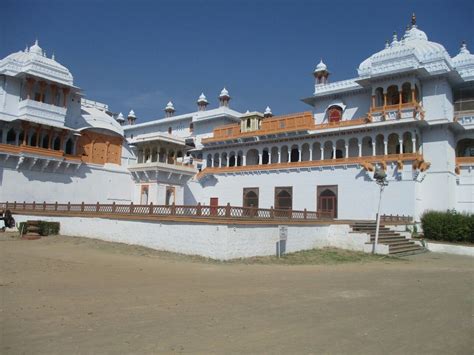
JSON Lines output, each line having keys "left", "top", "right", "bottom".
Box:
{"left": 202, "top": 112, "right": 315, "bottom": 144}
{"left": 369, "top": 103, "right": 423, "bottom": 122}
{"left": 454, "top": 110, "right": 474, "bottom": 128}
{"left": 128, "top": 160, "right": 197, "bottom": 178}
{"left": 18, "top": 99, "right": 67, "bottom": 127}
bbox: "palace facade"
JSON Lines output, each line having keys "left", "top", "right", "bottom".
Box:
{"left": 1, "top": 16, "right": 473, "bottom": 221}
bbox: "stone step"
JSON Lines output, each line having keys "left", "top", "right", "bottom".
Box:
{"left": 389, "top": 245, "right": 426, "bottom": 255}
{"left": 375, "top": 240, "right": 415, "bottom": 246}
{"left": 389, "top": 243, "right": 418, "bottom": 251}
{"left": 370, "top": 236, "right": 407, "bottom": 242}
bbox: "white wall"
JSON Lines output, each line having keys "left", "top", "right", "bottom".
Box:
{"left": 0, "top": 161, "right": 133, "bottom": 203}
{"left": 13, "top": 214, "right": 380, "bottom": 259}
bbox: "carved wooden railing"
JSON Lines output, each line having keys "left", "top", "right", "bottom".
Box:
{"left": 0, "top": 143, "right": 82, "bottom": 162}
{"left": 1, "top": 201, "right": 334, "bottom": 223}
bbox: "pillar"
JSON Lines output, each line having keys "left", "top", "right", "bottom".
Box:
{"left": 242, "top": 155, "right": 246, "bottom": 166}
{"left": 258, "top": 152, "right": 262, "bottom": 165}
{"left": 35, "top": 127, "right": 41, "bottom": 147}
{"left": 332, "top": 145, "right": 336, "bottom": 159}
{"left": 62, "top": 87, "right": 70, "bottom": 108}
{"left": 358, "top": 143, "right": 362, "bottom": 157}
{"left": 277, "top": 151, "right": 281, "bottom": 164}
{"left": 399, "top": 140, "right": 404, "bottom": 154}
{"left": 372, "top": 141, "right": 376, "bottom": 156}
{"left": 210, "top": 156, "right": 214, "bottom": 168}
{"left": 38, "top": 81, "right": 47, "bottom": 102}
{"left": 383, "top": 92, "right": 387, "bottom": 107}
{"left": 1, "top": 128, "right": 7, "bottom": 143}
{"left": 287, "top": 148, "right": 290, "bottom": 162}
{"left": 309, "top": 147, "right": 313, "bottom": 161}
{"left": 384, "top": 140, "right": 388, "bottom": 156}
{"left": 412, "top": 138, "right": 416, "bottom": 153}
{"left": 398, "top": 90, "right": 402, "bottom": 108}
{"left": 345, "top": 144, "right": 349, "bottom": 159}
{"left": 320, "top": 147, "right": 324, "bottom": 160}
{"left": 371, "top": 95, "right": 376, "bottom": 109}
{"left": 227, "top": 154, "right": 230, "bottom": 167}
{"left": 298, "top": 147, "right": 301, "bottom": 162}
{"left": 25, "top": 78, "right": 35, "bottom": 100}
{"left": 411, "top": 88, "right": 416, "bottom": 104}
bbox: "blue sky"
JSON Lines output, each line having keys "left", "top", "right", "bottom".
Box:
{"left": 1, "top": 0, "right": 472, "bottom": 122}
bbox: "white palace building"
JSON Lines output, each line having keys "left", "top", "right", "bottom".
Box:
{"left": 1, "top": 15, "right": 473, "bottom": 222}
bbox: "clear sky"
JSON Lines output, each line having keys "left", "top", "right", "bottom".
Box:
{"left": 1, "top": 0, "right": 472, "bottom": 122}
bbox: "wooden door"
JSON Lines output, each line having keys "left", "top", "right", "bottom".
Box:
{"left": 210, "top": 197, "right": 218, "bottom": 216}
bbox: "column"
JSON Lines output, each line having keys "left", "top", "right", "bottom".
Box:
{"left": 399, "top": 140, "right": 404, "bottom": 154}
{"left": 332, "top": 145, "right": 336, "bottom": 160}
{"left": 383, "top": 92, "right": 387, "bottom": 107}
{"left": 60, "top": 130, "right": 67, "bottom": 151}
{"left": 211, "top": 156, "right": 214, "bottom": 168}
{"left": 227, "top": 154, "right": 230, "bottom": 167}
{"left": 320, "top": 147, "right": 324, "bottom": 160}
{"left": 35, "top": 127, "right": 41, "bottom": 147}
{"left": 25, "top": 78, "right": 35, "bottom": 100}
{"left": 258, "top": 152, "right": 262, "bottom": 165}
{"left": 372, "top": 141, "right": 376, "bottom": 156}
{"left": 242, "top": 154, "right": 246, "bottom": 166}
{"left": 1, "top": 128, "right": 7, "bottom": 143}
{"left": 277, "top": 150, "right": 281, "bottom": 163}
{"left": 219, "top": 154, "right": 223, "bottom": 168}
{"left": 62, "top": 87, "right": 70, "bottom": 108}
{"left": 371, "top": 95, "right": 376, "bottom": 109}
{"left": 38, "top": 81, "right": 47, "bottom": 102}
{"left": 309, "top": 147, "right": 313, "bottom": 161}
{"left": 298, "top": 147, "right": 301, "bottom": 162}
{"left": 411, "top": 88, "right": 416, "bottom": 104}
{"left": 50, "top": 84, "right": 58, "bottom": 105}
{"left": 358, "top": 143, "right": 362, "bottom": 157}
{"left": 398, "top": 90, "right": 402, "bottom": 108}
{"left": 412, "top": 139, "right": 416, "bottom": 153}
{"left": 345, "top": 144, "right": 349, "bottom": 159}
{"left": 287, "top": 147, "right": 290, "bottom": 162}
{"left": 48, "top": 129, "right": 54, "bottom": 149}
{"left": 384, "top": 140, "right": 388, "bottom": 156}
{"left": 21, "top": 123, "right": 29, "bottom": 145}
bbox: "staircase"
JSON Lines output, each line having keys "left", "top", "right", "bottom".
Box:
{"left": 351, "top": 221, "right": 426, "bottom": 255}
{"left": 21, "top": 220, "right": 42, "bottom": 240}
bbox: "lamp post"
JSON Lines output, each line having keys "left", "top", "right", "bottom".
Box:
{"left": 373, "top": 167, "right": 388, "bottom": 254}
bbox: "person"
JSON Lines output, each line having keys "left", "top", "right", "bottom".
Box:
{"left": 0, "top": 209, "right": 15, "bottom": 231}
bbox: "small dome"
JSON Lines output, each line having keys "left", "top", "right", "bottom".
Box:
{"left": 452, "top": 42, "right": 474, "bottom": 81}
{"left": 219, "top": 87, "right": 229, "bottom": 98}
{"left": 197, "top": 92, "right": 208, "bottom": 103}
{"left": 116, "top": 112, "right": 125, "bottom": 122}
{"left": 264, "top": 106, "right": 272, "bottom": 115}
{"left": 314, "top": 59, "right": 328, "bottom": 73}
{"left": 128, "top": 109, "right": 136, "bottom": 118}
{"left": 29, "top": 40, "right": 43, "bottom": 55}
{"left": 165, "top": 101, "right": 175, "bottom": 111}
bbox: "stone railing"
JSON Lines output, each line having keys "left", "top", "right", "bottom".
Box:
{"left": 18, "top": 99, "right": 67, "bottom": 126}
{"left": 2, "top": 201, "right": 335, "bottom": 225}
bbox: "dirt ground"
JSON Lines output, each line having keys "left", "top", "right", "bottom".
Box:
{"left": 1, "top": 235, "right": 473, "bottom": 354}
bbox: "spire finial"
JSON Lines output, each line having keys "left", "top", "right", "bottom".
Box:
{"left": 411, "top": 13, "right": 416, "bottom": 27}
{"left": 385, "top": 39, "right": 389, "bottom": 49}
{"left": 52, "top": 52, "right": 55, "bottom": 60}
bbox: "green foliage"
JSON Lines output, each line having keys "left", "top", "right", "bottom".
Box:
{"left": 18, "top": 221, "right": 60, "bottom": 236}
{"left": 421, "top": 210, "right": 473, "bottom": 244}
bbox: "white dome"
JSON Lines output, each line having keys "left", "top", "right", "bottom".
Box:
{"left": 128, "top": 109, "right": 136, "bottom": 118}
{"left": 358, "top": 23, "right": 453, "bottom": 78}
{"left": 219, "top": 87, "right": 229, "bottom": 97}
{"left": 314, "top": 59, "right": 328, "bottom": 73}
{"left": 116, "top": 112, "right": 125, "bottom": 122}
{"left": 165, "top": 101, "right": 175, "bottom": 111}
{"left": 0, "top": 40, "right": 74, "bottom": 86}
{"left": 452, "top": 42, "right": 474, "bottom": 81}
{"left": 197, "top": 92, "right": 208, "bottom": 103}
{"left": 264, "top": 106, "right": 272, "bottom": 115}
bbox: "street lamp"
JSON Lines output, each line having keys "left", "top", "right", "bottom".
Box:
{"left": 373, "top": 166, "right": 388, "bottom": 254}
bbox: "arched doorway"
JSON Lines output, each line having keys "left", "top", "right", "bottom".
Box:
{"left": 317, "top": 185, "right": 338, "bottom": 218}
{"left": 165, "top": 186, "right": 175, "bottom": 206}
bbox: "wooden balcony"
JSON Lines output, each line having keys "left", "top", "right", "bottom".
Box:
{"left": 202, "top": 111, "right": 315, "bottom": 143}
{"left": 0, "top": 143, "right": 81, "bottom": 163}
{"left": 197, "top": 153, "right": 422, "bottom": 178}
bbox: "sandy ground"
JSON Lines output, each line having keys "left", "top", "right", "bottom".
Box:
{"left": 1, "top": 234, "right": 473, "bottom": 354}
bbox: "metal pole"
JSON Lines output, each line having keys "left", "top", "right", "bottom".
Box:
{"left": 373, "top": 184, "right": 384, "bottom": 254}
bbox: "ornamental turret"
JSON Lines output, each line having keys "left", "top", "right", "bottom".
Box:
{"left": 116, "top": 112, "right": 125, "bottom": 125}
{"left": 313, "top": 59, "right": 329, "bottom": 85}
{"left": 164, "top": 101, "right": 175, "bottom": 117}
{"left": 219, "top": 87, "right": 230, "bottom": 107}
{"left": 263, "top": 106, "right": 273, "bottom": 118}
{"left": 127, "top": 109, "right": 136, "bottom": 125}
{"left": 197, "top": 92, "right": 209, "bottom": 111}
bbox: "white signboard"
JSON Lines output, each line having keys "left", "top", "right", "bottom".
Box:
{"left": 279, "top": 225, "right": 288, "bottom": 241}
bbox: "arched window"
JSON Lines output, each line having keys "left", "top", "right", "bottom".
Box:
{"left": 386, "top": 85, "right": 399, "bottom": 105}
{"left": 229, "top": 154, "right": 236, "bottom": 167}
{"left": 262, "top": 149, "right": 269, "bottom": 164}
{"left": 375, "top": 87, "right": 384, "bottom": 107}
{"left": 6, "top": 128, "right": 16, "bottom": 145}
{"left": 30, "top": 133, "right": 38, "bottom": 146}
{"left": 243, "top": 188, "right": 259, "bottom": 208}
{"left": 275, "top": 187, "right": 293, "bottom": 210}
{"left": 401, "top": 83, "right": 411, "bottom": 103}
{"left": 168, "top": 127, "right": 172, "bottom": 134}
{"left": 246, "top": 119, "right": 251, "bottom": 128}
{"left": 65, "top": 138, "right": 73, "bottom": 155}
{"left": 53, "top": 136, "right": 61, "bottom": 150}
{"left": 290, "top": 146, "right": 299, "bottom": 162}
{"left": 246, "top": 149, "right": 259, "bottom": 165}
{"left": 206, "top": 154, "right": 212, "bottom": 167}
{"left": 42, "top": 135, "right": 49, "bottom": 149}
{"left": 387, "top": 133, "right": 400, "bottom": 154}
{"left": 189, "top": 123, "right": 194, "bottom": 132}
{"left": 328, "top": 106, "right": 343, "bottom": 123}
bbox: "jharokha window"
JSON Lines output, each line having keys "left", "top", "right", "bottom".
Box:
{"left": 328, "top": 106, "right": 342, "bottom": 123}
{"left": 243, "top": 188, "right": 259, "bottom": 208}
{"left": 275, "top": 187, "right": 293, "bottom": 210}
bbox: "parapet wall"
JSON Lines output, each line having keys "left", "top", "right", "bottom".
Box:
{"left": 13, "top": 214, "right": 382, "bottom": 260}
